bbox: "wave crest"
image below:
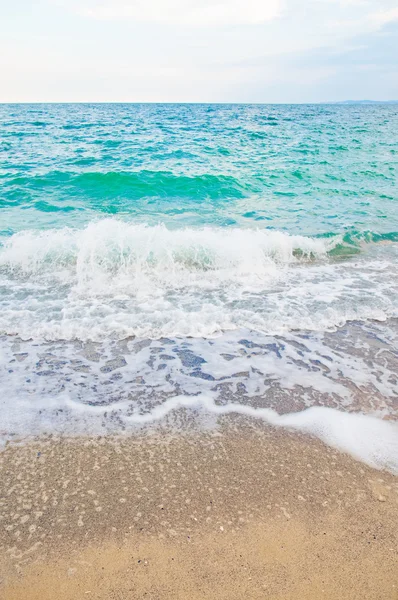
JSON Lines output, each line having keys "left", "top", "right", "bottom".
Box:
{"left": 0, "top": 220, "right": 397, "bottom": 340}
{"left": 0, "top": 220, "right": 332, "bottom": 286}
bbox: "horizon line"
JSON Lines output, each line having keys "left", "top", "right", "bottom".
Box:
{"left": 1, "top": 100, "right": 397, "bottom": 106}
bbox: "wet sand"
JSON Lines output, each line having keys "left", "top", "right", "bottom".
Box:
{"left": 1, "top": 420, "right": 398, "bottom": 599}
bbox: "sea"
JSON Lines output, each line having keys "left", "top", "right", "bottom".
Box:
{"left": 1, "top": 103, "right": 397, "bottom": 471}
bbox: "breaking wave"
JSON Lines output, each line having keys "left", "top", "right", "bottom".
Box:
{"left": 0, "top": 220, "right": 397, "bottom": 340}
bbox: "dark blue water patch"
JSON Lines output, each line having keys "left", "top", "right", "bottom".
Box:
{"left": 189, "top": 370, "right": 215, "bottom": 381}
{"left": 102, "top": 373, "right": 124, "bottom": 386}
{"left": 318, "top": 354, "right": 333, "bottom": 362}
{"left": 238, "top": 339, "right": 262, "bottom": 349}
{"left": 237, "top": 340, "right": 283, "bottom": 358}
{"left": 174, "top": 348, "right": 206, "bottom": 368}
{"left": 264, "top": 343, "right": 283, "bottom": 358}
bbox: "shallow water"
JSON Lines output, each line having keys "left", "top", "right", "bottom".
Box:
{"left": 1, "top": 103, "right": 397, "bottom": 470}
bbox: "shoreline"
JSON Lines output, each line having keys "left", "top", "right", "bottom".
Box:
{"left": 1, "top": 422, "right": 397, "bottom": 599}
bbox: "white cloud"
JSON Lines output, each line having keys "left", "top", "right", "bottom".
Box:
{"left": 1, "top": 0, "right": 397, "bottom": 101}
{"left": 76, "top": 0, "right": 282, "bottom": 25}
{"left": 368, "top": 6, "right": 398, "bottom": 27}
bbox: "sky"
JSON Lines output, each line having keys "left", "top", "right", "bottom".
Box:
{"left": 0, "top": 0, "right": 397, "bottom": 102}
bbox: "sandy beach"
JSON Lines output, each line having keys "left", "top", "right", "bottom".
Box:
{"left": 1, "top": 420, "right": 397, "bottom": 600}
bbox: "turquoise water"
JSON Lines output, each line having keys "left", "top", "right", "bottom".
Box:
{"left": 1, "top": 103, "right": 398, "bottom": 338}
{"left": 1, "top": 104, "right": 398, "bottom": 466}
{"left": 1, "top": 103, "right": 397, "bottom": 236}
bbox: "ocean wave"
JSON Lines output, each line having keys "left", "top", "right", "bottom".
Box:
{"left": 0, "top": 220, "right": 397, "bottom": 340}
{"left": 0, "top": 220, "right": 333, "bottom": 278}
{"left": 1, "top": 221, "right": 397, "bottom": 276}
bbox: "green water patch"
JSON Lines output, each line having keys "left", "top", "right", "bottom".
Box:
{"left": 5, "top": 170, "right": 248, "bottom": 202}
{"left": 319, "top": 229, "right": 398, "bottom": 259}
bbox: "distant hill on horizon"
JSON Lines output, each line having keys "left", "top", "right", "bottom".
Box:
{"left": 331, "top": 100, "right": 398, "bottom": 104}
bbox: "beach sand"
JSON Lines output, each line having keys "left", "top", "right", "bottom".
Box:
{"left": 1, "top": 419, "right": 397, "bottom": 599}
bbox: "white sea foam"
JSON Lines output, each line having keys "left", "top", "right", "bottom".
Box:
{"left": 124, "top": 396, "right": 398, "bottom": 474}
{"left": 1, "top": 311, "right": 397, "bottom": 472}
{"left": 0, "top": 219, "right": 330, "bottom": 280}
{"left": 0, "top": 219, "right": 397, "bottom": 340}
{"left": 1, "top": 221, "right": 397, "bottom": 473}
{"left": 2, "top": 389, "right": 398, "bottom": 474}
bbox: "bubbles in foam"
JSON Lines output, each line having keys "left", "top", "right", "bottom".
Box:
{"left": 0, "top": 219, "right": 397, "bottom": 340}
{"left": 278, "top": 406, "right": 398, "bottom": 474}
{"left": 3, "top": 389, "right": 397, "bottom": 474}
{"left": 126, "top": 396, "right": 398, "bottom": 474}
{"left": 0, "top": 219, "right": 328, "bottom": 282}
{"left": 1, "top": 220, "right": 398, "bottom": 473}
{"left": 1, "top": 321, "right": 398, "bottom": 473}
